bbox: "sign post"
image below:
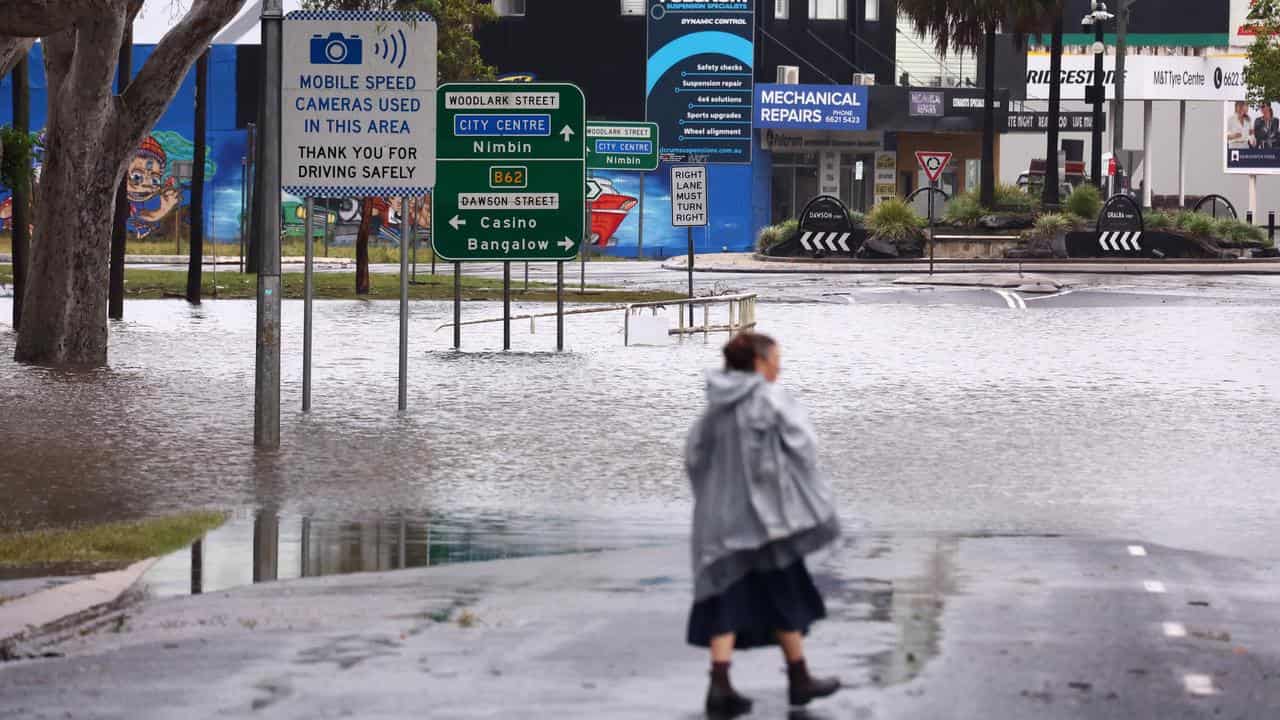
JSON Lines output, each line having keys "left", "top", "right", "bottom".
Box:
{"left": 671, "top": 166, "right": 708, "bottom": 325}
{"left": 282, "top": 10, "right": 436, "bottom": 414}
{"left": 432, "top": 82, "right": 585, "bottom": 351}
{"left": 915, "top": 151, "right": 952, "bottom": 275}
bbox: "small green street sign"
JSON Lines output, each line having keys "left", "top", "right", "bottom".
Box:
{"left": 586, "top": 121, "right": 660, "bottom": 172}
{"left": 433, "top": 82, "right": 586, "bottom": 262}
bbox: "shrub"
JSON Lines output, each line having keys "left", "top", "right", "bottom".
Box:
{"left": 1065, "top": 184, "right": 1103, "bottom": 221}
{"left": 943, "top": 192, "right": 986, "bottom": 226}
{"left": 1145, "top": 210, "right": 1174, "bottom": 231}
{"left": 756, "top": 218, "right": 798, "bottom": 252}
{"left": 1214, "top": 218, "right": 1266, "bottom": 245}
{"left": 866, "top": 198, "right": 925, "bottom": 241}
{"left": 1029, "top": 213, "right": 1075, "bottom": 240}
{"left": 847, "top": 210, "right": 866, "bottom": 228}
{"left": 1181, "top": 212, "right": 1217, "bottom": 238}
{"left": 993, "top": 183, "right": 1038, "bottom": 213}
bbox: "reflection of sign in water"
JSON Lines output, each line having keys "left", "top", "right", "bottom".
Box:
{"left": 432, "top": 83, "right": 586, "bottom": 261}
{"left": 645, "top": 0, "right": 754, "bottom": 164}
{"left": 797, "top": 195, "right": 855, "bottom": 254}
{"left": 754, "top": 83, "right": 868, "bottom": 131}
{"left": 282, "top": 11, "right": 437, "bottom": 197}
{"left": 671, "top": 166, "right": 708, "bottom": 227}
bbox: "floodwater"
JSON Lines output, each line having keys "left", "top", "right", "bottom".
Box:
{"left": 2, "top": 292, "right": 1279, "bottom": 589}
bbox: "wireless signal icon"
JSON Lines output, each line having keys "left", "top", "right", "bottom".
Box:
{"left": 373, "top": 28, "right": 408, "bottom": 69}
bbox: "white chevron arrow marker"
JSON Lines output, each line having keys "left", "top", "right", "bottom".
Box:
{"left": 837, "top": 233, "right": 851, "bottom": 252}
{"left": 800, "top": 232, "right": 813, "bottom": 251}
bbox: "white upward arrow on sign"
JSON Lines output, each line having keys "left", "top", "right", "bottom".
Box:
{"left": 560, "top": 125, "right": 575, "bottom": 142}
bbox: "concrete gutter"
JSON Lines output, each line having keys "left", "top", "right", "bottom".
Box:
{"left": 664, "top": 253, "right": 1280, "bottom": 275}
{"left": 0, "top": 558, "right": 158, "bottom": 647}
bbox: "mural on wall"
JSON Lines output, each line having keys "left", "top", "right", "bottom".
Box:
{"left": 125, "top": 132, "right": 219, "bottom": 240}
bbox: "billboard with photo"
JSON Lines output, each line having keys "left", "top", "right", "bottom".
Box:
{"left": 1224, "top": 100, "right": 1280, "bottom": 175}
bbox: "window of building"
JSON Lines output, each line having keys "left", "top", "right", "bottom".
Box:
{"left": 865, "top": 0, "right": 879, "bottom": 22}
{"left": 775, "top": 0, "right": 789, "bottom": 19}
{"left": 620, "top": 0, "right": 645, "bottom": 16}
{"left": 494, "top": 0, "right": 526, "bottom": 17}
{"left": 808, "top": 0, "right": 846, "bottom": 20}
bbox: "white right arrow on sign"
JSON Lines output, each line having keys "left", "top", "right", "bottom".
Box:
{"left": 558, "top": 237, "right": 575, "bottom": 250}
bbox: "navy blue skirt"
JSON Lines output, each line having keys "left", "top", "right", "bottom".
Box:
{"left": 686, "top": 560, "right": 826, "bottom": 649}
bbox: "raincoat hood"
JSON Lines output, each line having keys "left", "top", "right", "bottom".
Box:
{"left": 686, "top": 370, "right": 840, "bottom": 601}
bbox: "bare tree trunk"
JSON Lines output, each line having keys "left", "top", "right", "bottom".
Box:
{"left": 356, "top": 197, "right": 371, "bottom": 295}
{"left": 10, "top": 55, "right": 30, "bottom": 331}
{"left": 186, "top": 48, "right": 209, "bottom": 304}
{"left": 14, "top": 0, "right": 247, "bottom": 366}
{"left": 109, "top": 24, "right": 131, "bottom": 320}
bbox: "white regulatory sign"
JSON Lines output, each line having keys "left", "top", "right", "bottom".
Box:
{"left": 282, "top": 11, "right": 436, "bottom": 198}
{"left": 671, "top": 166, "right": 707, "bottom": 227}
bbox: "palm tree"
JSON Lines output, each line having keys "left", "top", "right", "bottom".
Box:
{"left": 898, "top": 0, "right": 1061, "bottom": 208}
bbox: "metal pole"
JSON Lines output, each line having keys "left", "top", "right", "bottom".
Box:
{"left": 1178, "top": 101, "right": 1186, "bottom": 208}
{"left": 928, "top": 180, "right": 936, "bottom": 274}
{"left": 1249, "top": 175, "right": 1258, "bottom": 220}
{"left": 254, "top": 0, "right": 283, "bottom": 449}
{"left": 453, "top": 262, "right": 461, "bottom": 350}
{"left": 556, "top": 261, "right": 564, "bottom": 352}
{"left": 303, "top": 197, "right": 314, "bottom": 412}
{"left": 1112, "top": 0, "right": 1128, "bottom": 172}
{"left": 239, "top": 156, "right": 247, "bottom": 274}
{"left": 411, "top": 199, "right": 418, "bottom": 282}
{"left": 637, "top": 173, "right": 646, "bottom": 259}
{"left": 503, "top": 262, "right": 511, "bottom": 350}
{"left": 687, "top": 226, "right": 695, "bottom": 325}
{"left": 398, "top": 195, "right": 410, "bottom": 412}
{"left": 190, "top": 538, "right": 203, "bottom": 595}
{"left": 1090, "top": 10, "right": 1104, "bottom": 190}
{"left": 524, "top": 262, "right": 529, "bottom": 291}
{"left": 1142, "top": 100, "right": 1153, "bottom": 208}
{"left": 582, "top": 169, "right": 590, "bottom": 293}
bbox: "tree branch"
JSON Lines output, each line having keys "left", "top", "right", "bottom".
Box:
{"left": 0, "top": 0, "right": 117, "bottom": 37}
{"left": 69, "top": 9, "right": 126, "bottom": 117}
{"left": 41, "top": 27, "right": 76, "bottom": 103}
{"left": 0, "top": 37, "right": 34, "bottom": 76}
{"left": 120, "top": 0, "right": 246, "bottom": 140}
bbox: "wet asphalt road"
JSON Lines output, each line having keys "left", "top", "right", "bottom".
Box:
{"left": 2, "top": 534, "right": 1279, "bottom": 719}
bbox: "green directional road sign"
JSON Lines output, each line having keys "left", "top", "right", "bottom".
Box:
{"left": 586, "top": 121, "right": 660, "bottom": 172}
{"left": 433, "top": 83, "right": 585, "bottom": 262}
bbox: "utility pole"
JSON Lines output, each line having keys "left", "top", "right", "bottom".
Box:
{"left": 254, "top": 0, "right": 283, "bottom": 448}
{"left": 187, "top": 48, "right": 209, "bottom": 305}
{"left": 1112, "top": 0, "right": 1129, "bottom": 190}
{"left": 109, "top": 27, "right": 131, "bottom": 320}
{"left": 10, "top": 56, "right": 29, "bottom": 330}
{"left": 1084, "top": 2, "right": 1113, "bottom": 190}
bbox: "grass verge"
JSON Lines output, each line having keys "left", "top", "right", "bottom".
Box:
{"left": 0, "top": 512, "right": 227, "bottom": 571}
{"left": 0, "top": 265, "right": 684, "bottom": 304}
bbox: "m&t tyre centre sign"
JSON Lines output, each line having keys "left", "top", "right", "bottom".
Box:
{"left": 432, "top": 83, "right": 586, "bottom": 261}
{"left": 282, "top": 11, "right": 436, "bottom": 197}
{"left": 646, "top": 0, "right": 755, "bottom": 164}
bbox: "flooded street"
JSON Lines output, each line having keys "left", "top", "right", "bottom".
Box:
{"left": 2, "top": 289, "right": 1279, "bottom": 571}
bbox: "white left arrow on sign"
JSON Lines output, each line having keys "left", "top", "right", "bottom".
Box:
{"left": 449, "top": 215, "right": 465, "bottom": 231}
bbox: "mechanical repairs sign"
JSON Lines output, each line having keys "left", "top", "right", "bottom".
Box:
{"left": 282, "top": 11, "right": 436, "bottom": 197}
{"left": 646, "top": 0, "right": 755, "bottom": 164}
{"left": 432, "top": 83, "right": 586, "bottom": 261}
{"left": 753, "top": 83, "right": 868, "bottom": 131}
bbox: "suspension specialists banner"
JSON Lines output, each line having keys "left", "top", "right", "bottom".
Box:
{"left": 645, "top": 0, "right": 755, "bottom": 164}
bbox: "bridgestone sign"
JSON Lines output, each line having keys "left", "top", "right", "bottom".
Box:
{"left": 282, "top": 11, "right": 437, "bottom": 197}
{"left": 1026, "top": 53, "right": 1247, "bottom": 102}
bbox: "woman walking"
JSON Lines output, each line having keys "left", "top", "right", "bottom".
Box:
{"left": 686, "top": 332, "right": 842, "bottom": 716}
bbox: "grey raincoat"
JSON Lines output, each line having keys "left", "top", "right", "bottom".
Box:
{"left": 686, "top": 369, "right": 841, "bottom": 602}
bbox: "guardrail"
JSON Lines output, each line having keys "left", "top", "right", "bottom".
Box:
{"left": 434, "top": 293, "right": 759, "bottom": 346}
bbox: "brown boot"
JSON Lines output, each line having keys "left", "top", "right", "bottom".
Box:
{"left": 706, "top": 661, "right": 753, "bottom": 717}
{"left": 787, "top": 658, "right": 840, "bottom": 706}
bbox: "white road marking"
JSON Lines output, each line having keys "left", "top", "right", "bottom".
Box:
{"left": 1022, "top": 289, "right": 1076, "bottom": 302}
{"left": 1162, "top": 622, "right": 1187, "bottom": 638}
{"left": 1128, "top": 545, "right": 1148, "bottom": 556}
{"left": 1144, "top": 580, "right": 1167, "bottom": 593}
{"left": 991, "top": 289, "right": 1027, "bottom": 310}
{"left": 1184, "top": 674, "right": 1218, "bottom": 696}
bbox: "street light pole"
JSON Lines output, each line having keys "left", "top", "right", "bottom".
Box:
{"left": 1084, "top": 2, "right": 1112, "bottom": 190}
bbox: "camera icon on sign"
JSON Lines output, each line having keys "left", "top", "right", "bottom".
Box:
{"left": 310, "top": 32, "right": 362, "bottom": 65}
